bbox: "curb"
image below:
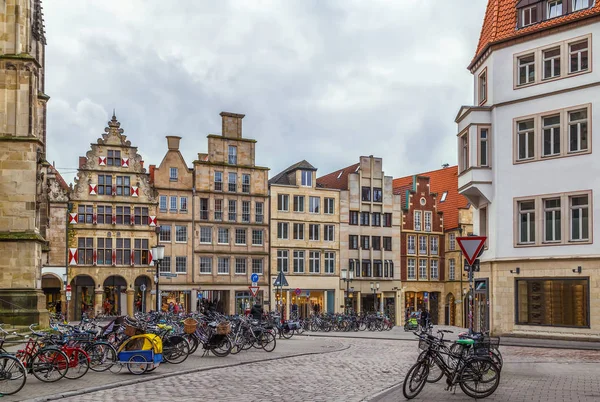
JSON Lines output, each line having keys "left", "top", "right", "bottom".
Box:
{"left": 25, "top": 342, "right": 351, "bottom": 402}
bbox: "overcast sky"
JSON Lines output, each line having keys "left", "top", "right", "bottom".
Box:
{"left": 43, "top": 0, "right": 487, "bottom": 183}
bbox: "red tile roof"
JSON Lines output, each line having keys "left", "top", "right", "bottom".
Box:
{"left": 48, "top": 165, "right": 69, "bottom": 191}
{"left": 393, "top": 166, "right": 470, "bottom": 231}
{"left": 471, "top": 0, "right": 600, "bottom": 68}
{"left": 316, "top": 162, "right": 360, "bottom": 190}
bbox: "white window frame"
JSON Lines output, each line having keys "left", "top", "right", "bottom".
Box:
{"left": 252, "top": 229, "right": 264, "bottom": 246}
{"left": 573, "top": 0, "right": 590, "bottom": 11}
{"left": 169, "top": 167, "right": 178, "bottom": 181}
{"left": 175, "top": 256, "right": 187, "bottom": 273}
{"left": 418, "top": 259, "right": 427, "bottom": 280}
{"left": 542, "top": 114, "right": 561, "bottom": 157}
{"left": 159, "top": 225, "right": 171, "bottom": 243}
{"left": 199, "top": 227, "right": 212, "bottom": 244}
{"left": 424, "top": 211, "right": 432, "bottom": 232}
{"left": 278, "top": 194, "right": 289, "bottom": 212}
{"left": 160, "top": 256, "right": 171, "bottom": 273}
{"left": 309, "top": 251, "right": 320, "bottom": 273}
{"left": 324, "top": 198, "right": 335, "bottom": 214}
{"left": 479, "top": 127, "right": 490, "bottom": 167}
{"left": 449, "top": 259, "right": 456, "bottom": 280}
{"left": 228, "top": 145, "right": 237, "bottom": 165}
{"left": 170, "top": 196, "right": 177, "bottom": 212}
{"left": 218, "top": 228, "right": 229, "bottom": 245}
{"left": 518, "top": 54, "right": 536, "bottom": 86}
{"left": 175, "top": 225, "right": 187, "bottom": 243}
{"left": 217, "top": 257, "right": 230, "bottom": 274}
{"left": 235, "top": 228, "right": 247, "bottom": 245}
{"left": 324, "top": 224, "right": 335, "bottom": 241}
{"left": 449, "top": 233, "right": 456, "bottom": 251}
{"left": 228, "top": 172, "right": 237, "bottom": 193}
{"left": 418, "top": 236, "right": 427, "bottom": 255}
{"left": 255, "top": 202, "right": 264, "bottom": 224}
{"left": 228, "top": 199, "right": 237, "bottom": 222}
{"left": 430, "top": 236, "right": 439, "bottom": 255}
{"left": 242, "top": 200, "right": 250, "bottom": 223}
{"left": 568, "top": 109, "right": 588, "bottom": 153}
{"left": 301, "top": 170, "right": 312, "bottom": 187}
{"left": 252, "top": 259, "right": 264, "bottom": 275}
{"left": 414, "top": 211, "right": 422, "bottom": 231}
{"left": 293, "top": 223, "right": 304, "bottom": 240}
{"left": 517, "top": 119, "right": 535, "bottom": 161}
{"left": 214, "top": 199, "right": 223, "bottom": 221}
{"left": 293, "top": 195, "right": 305, "bottom": 213}
{"left": 159, "top": 195, "right": 167, "bottom": 212}
{"left": 179, "top": 196, "right": 188, "bottom": 212}
{"left": 235, "top": 258, "right": 247, "bottom": 275}
{"left": 547, "top": 0, "right": 563, "bottom": 19}
{"left": 544, "top": 198, "right": 562, "bottom": 243}
{"left": 324, "top": 252, "right": 335, "bottom": 274}
{"left": 478, "top": 69, "right": 487, "bottom": 104}
{"left": 214, "top": 171, "right": 223, "bottom": 191}
{"left": 543, "top": 47, "right": 561, "bottom": 80}
{"left": 407, "top": 259, "right": 416, "bottom": 280}
{"left": 430, "top": 260, "right": 438, "bottom": 280}
{"left": 293, "top": 250, "right": 305, "bottom": 273}
{"left": 570, "top": 195, "right": 589, "bottom": 241}
{"left": 407, "top": 235, "right": 416, "bottom": 254}
{"left": 277, "top": 222, "right": 289, "bottom": 240}
{"left": 242, "top": 174, "right": 250, "bottom": 193}
{"left": 199, "top": 257, "right": 212, "bottom": 274}
{"left": 277, "top": 250, "right": 289, "bottom": 273}
{"left": 522, "top": 5, "right": 537, "bottom": 27}
{"left": 309, "top": 197, "right": 320, "bottom": 214}
{"left": 309, "top": 224, "right": 320, "bottom": 241}
{"left": 518, "top": 200, "right": 536, "bottom": 244}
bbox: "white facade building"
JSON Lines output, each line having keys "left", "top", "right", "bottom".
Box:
{"left": 456, "top": 0, "right": 600, "bottom": 339}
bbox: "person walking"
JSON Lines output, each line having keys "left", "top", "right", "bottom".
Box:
{"left": 250, "top": 301, "right": 264, "bottom": 321}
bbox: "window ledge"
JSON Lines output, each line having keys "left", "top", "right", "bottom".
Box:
{"left": 199, "top": 272, "right": 212, "bottom": 275}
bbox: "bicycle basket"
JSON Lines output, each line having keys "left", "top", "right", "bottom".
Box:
{"left": 183, "top": 318, "right": 198, "bottom": 334}
{"left": 418, "top": 338, "right": 430, "bottom": 350}
{"left": 473, "top": 339, "right": 492, "bottom": 356}
{"left": 216, "top": 322, "right": 231, "bottom": 335}
{"left": 124, "top": 325, "right": 142, "bottom": 337}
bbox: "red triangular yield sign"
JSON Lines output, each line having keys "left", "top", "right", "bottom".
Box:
{"left": 456, "top": 236, "right": 487, "bottom": 266}
{"left": 249, "top": 286, "right": 260, "bottom": 297}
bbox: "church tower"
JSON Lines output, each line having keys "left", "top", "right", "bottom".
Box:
{"left": 0, "top": 0, "right": 51, "bottom": 325}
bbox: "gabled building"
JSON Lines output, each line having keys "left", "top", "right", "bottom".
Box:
{"left": 269, "top": 160, "right": 341, "bottom": 318}
{"left": 457, "top": 0, "right": 600, "bottom": 337}
{"left": 318, "top": 156, "right": 402, "bottom": 324}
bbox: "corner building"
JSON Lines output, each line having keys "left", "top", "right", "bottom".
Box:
{"left": 457, "top": 1, "right": 600, "bottom": 338}
{"left": 318, "top": 156, "right": 402, "bottom": 324}
{"left": 193, "top": 112, "right": 269, "bottom": 315}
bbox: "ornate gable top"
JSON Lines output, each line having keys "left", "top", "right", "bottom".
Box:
{"left": 32, "top": 0, "right": 47, "bottom": 45}
{"left": 97, "top": 111, "right": 132, "bottom": 147}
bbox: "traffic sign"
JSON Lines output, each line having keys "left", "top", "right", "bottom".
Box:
{"left": 249, "top": 286, "right": 260, "bottom": 297}
{"left": 66, "top": 284, "right": 71, "bottom": 292}
{"left": 457, "top": 236, "right": 487, "bottom": 266}
{"left": 464, "top": 260, "right": 480, "bottom": 272}
{"left": 140, "top": 284, "right": 147, "bottom": 292}
{"left": 251, "top": 273, "right": 259, "bottom": 283}
{"left": 273, "top": 271, "right": 289, "bottom": 287}
{"left": 66, "top": 291, "right": 72, "bottom": 298}
{"left": 295, "top": 288, "right": 301, "bottom": 296}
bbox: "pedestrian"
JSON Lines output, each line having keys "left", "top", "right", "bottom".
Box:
{"left": 173, "top": 302, "right": 179, "bottom": 314}
{"left": 250, "top": 301, "right": 263, "bottom": 321}
{"left": 420, "top": 309, "right": 430, "bottom": 329}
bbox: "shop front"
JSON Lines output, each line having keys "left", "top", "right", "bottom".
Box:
{"left": 71, "top": 275, "right": 95, "bottom": 320}
{"left": 134, "top": 276, "right": 152, "bottom": 313}
{"left": 197, "top": 290, "right": 228, "bottom": 314}
{"left": 273, "top": 289, "right": 335, "bottom": 319}
{"left": 42, "top": 274, "right": 62, "bottom": 314}
{"left": 161, "top": 290, "right": 191, "bottom": 313}
{"left": 404, "top": 291, "right": 442, "bottom": 324}
{"left": 102, "top": 276, "right": 127, "bottom": 316}
{"left": 234, "top": 290, "right": 265, "bottom": 315}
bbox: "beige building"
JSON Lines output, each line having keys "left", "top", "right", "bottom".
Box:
{"left": 192, "top": 112, "right": 270, "bottom": 315}
{"left": 67, "top": 114, "right": 158, "bottom": 319}
{"left": 269, "top": 161, "right": 341, "bottom": 318}
{"left": 150, "top": 136, "right": 195, "bottom": 311}
{"left": 318, "top": 156, "right": 402, "bottom": 324}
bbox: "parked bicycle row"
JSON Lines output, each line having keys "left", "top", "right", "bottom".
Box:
{"left": 297, "top": 313, "right": 395, "bottom": 332}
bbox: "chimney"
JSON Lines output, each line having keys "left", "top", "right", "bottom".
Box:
{"left": 166, "top": 136, "right": 181, "bottom": 150}
{"left": 220, "top": 112, "right": 245, "bottom": 139}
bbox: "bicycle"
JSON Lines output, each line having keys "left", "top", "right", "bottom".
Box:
{"left": 0, "top": 325, "right": 27, "bottom": 395}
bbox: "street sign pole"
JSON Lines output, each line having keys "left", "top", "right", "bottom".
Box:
{"left": 456, "top": 236, "right": 487, "bottom": 336}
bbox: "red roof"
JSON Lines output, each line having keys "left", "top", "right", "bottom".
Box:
{"left": 393, "top": 166, "right": 470, "bottom": 231}
{"left": 316, "top": 162, "right": 360, "bottom": 190}
{"left": 48, "top": 165, "right": 69, "bottom": 191}
{"left": 471, "top": 0, "right": 600, "bottom": 68}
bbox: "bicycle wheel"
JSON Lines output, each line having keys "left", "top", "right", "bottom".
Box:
{"left": 162, "top": 336, "right": 190, "bottom": 364}
{"left": 402, "top": 361, "right": 429, "bottom": 400}
{"left": 259, "top": 331, "right": 276, "bottom": 352}
{"left": 184, "top": 333, "right": 199, "bottom": 355}
{"left": 418, "top": 350, "right": 444, "bottom": 383}
{"left": 490, "top": 350, "right": 503, "bottom": 370}
{"left": 210, "top": 336, "right": 232, "bottom": 357}
{"left": 127, "top": 355, "right": 148, "bottom": 375}
{"left": 31, "top": 348, "right": 69, "bottom": 382}
{"left": 281, "top": 327, "right": 294, "bottom": 339}
{"left": 86, "top": 342, "right": 117, "bottom": 372}
{"left": 0, "top": 355, "right": 27, "bottom": 395}
{"left": 459, "top": 357, "right": 501, "bottom": 399}
{"left": 64, "top": 349, "right": 90, "bottom": 380}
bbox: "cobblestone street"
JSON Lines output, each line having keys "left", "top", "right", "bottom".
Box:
{"left": 13, "top": 337, "right": 600, "bottom": 402}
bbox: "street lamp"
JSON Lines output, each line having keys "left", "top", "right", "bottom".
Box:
{"left": 151, "top": 244, "right": 165, "bottom": 312}
{"left": 341, "top": 267, "right": 354, "bottom": 315}
{"left": 370, "top": 282, "right": 380, "bottom": 313}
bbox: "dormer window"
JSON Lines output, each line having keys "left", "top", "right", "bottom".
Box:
{"left": 573, "top": 0, "right": 590, "bottom": 11}
{"left": 547, "top": 0, "right": 563, "bottom": 18}
{"left": 301, "top": 170, "right": 312, "bottom": 187}
{"left": 522, "top": 5, "right": 538, "bottom": 26}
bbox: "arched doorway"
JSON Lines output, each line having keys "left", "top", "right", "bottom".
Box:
{"left": 445, "top": 293, "right": 456, "bottom": 326}
{"left": 134, "top": 276, "right": 152, "bottom": 313}
{"left": 102, "top": 276, "right": 127, "bottom": 316}
{"left": 71, "top": 275, "right": 95, "bottom": 320}
{"left": 42, "top": 274, "right": 62, "bottom": 314}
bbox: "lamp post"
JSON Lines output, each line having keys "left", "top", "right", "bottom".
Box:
{"left": 341, "top": 267, "right": 354, "bottom": 314}
{"left": 370, "top": 281, "right": 380, "bottom": 313}
{"left": 151, "top": 244, "right": 165, "bottom": 312}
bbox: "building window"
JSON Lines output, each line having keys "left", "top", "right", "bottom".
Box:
{"left": 214, "top": 171, "right": 223, "bottom": 191}
{"left": 374, "top": 260, "right": 383, "bottom": 277}
{"left": 116, "top": 176, "right": 130, "bottom": 196}
{"left": 293, "top": 251, "right": 305, "bottom": 273}
{"left": 324, "top": 252, "right": 335, "bottom": 274}
{"left": 228, "top": 145, "right": 237, "bottom": 165}
{"left": 383, "top": 213, "right": 392, "bottom": 227}
{"left": 517, "top": 119, "right": 535, "bottom": 161}
{"left": 77, "top": 237, "right": 93, "bottom": 264}
{"left": 133, "top": 239, "right": 149, "bottom": 265}
{"left": 460, "top": 132, "right": 469, "bottom": 172}
{"left": 573, "top": 0, "right": 590, "bottom": 11}
{"left": 384, "top": 260, "right": 393, "bottom": 278}
{"left": 542, "top": 115, "right": 561, "bottom": 157}
{"left": 570, "top": 195, "right": 589, "bottom": 241}
{"left": 479, "top": 128, "right": 489, "bottom": 166}
{"left": 309, "top": 197, "right": 320, "bottom": 214}
{"left": 518, "top": 200, "right": 536, "bottom": 244}
{"left": 293, "top": 195, "right": 305, "bottom": 212}
{"left": 430, "top": 236, "right": 439, "bottom": 255}
{"left": 478, "top": 69, "right": 487, "bottom": 104}
{"left": 228, "top": 200, "right": 237, "bottom": 222}
{"left": 543, "top": 47, "right": 561, "bottom": 80}
{"left": 107, "top": 150, "right": 121, "bottom": 167}
{"left": 97, "top": 205, "right": 112, "bottom": 224}
{"left": 255, "top": 202, "right": 264, "bottom": 223}
{"left": 175, "top": 225, "right": 187, "bottom": 242}
{"left": 178, "top": 197, "right": 187, "bottom": 212}
{"left": 214, "top": 199, "right": 223, "bottom": 221}
{"left": 115, "top": 238, "right": 131, "bottom": 265}
{"left": 414, "top": 211, "right": 422, "bottom": 231}
{"left": 98, "top": 175, "right": 112, "bottom": 195}
{"left": 200, "top": 257, "right": 212, "bottom": 274}
{"left": 371, "top": 213, "right": 381, "bottom": 227}
{"left": 170, "top": 196, "right": 177, "bottom": 212}
{"left": 170, "top": 167, "right": 178, "bottom": 181}
{"left": 349, "top": 211, "right": 359, "bottom": 225}
{"left": 419, "top": 236, "right": 427, "bottom": 254}
{"left": 407, "top": 235, "right": 416, "bottom": 254}
{"left": 200, "top": 227, "right": 212, "bottom": 244}
{"left": 430, "top": 260, "right": 439, "bottom": 280}
{"left": 159, "top": 225, "right": 171, "bottom": 242}
{"left": 424, "top": 211, "right": 432, "bottom": 232}
{"left": 518, "top": 54, "right": 535, "bottom": 86}
{"left": 516, "top": 278, "right": 588, "bottom": 327}
{"left": 115, "top": 206, "right": 131, "bottom": 225}
{"left": 242, "top": 174, "right": 250, "bottom": 193}
{"left": 301, "top": 170, "right": 312, "bottom": 187}
{"left": 372, "top": 236, "right": 381, "bottom": 250}
{"left": 292, "top": 223, "right": 304, "bottom": 240}
{"left": 309, "top": 251, "right": 320, "bottom": 273}
{"left": 217, "top": 257, "right": 230, "bottom": 274}
{"left": 544, "top": 198, "right": 562, "bottom": 242}
{"left": 176, "top": 257, "right": 187, "bottom": 273}
{"left": 278, "top": 194, "right": 289, "bottom": 212}
{"left": 383, "top": 236, "right": 392, "bottom": 251}
{"left": 309, "top": 224, "right": 320, "bottom": 241}
{"left": 228, "top": 172, "right": 237, "bottom": 192}
{"left": 407, "top": 259, "right": 416, "bottom": 279}
{"left": 218, "top": 228, "right": 229, "bottom": 244}
{"left": 361, "top": 235, "right": 370, "bottom": 250}
{"left": 159, "top": 196, "right": 167, "bottom": 212}
{"left": 547, "top": 0, "right": 563, "bottom": 18}
{"left": 373, "top": 188, "right": 383, "bottom": 202}
{"left": 252, "top": 259, "right": 264, "bottom": 275}
{"left": 568, "top": 109, "right": 588, "bottom": 153}
{"left": 360, "top": 212, "right": 370, "bottom": 226}
{"left": 235, "top": 228, "right": 247, "bottom": 245}
{"left": 480, "top": 207, "right": 488, "bottom": 245}
{"left": 349, "top": 235, "right": 358, "bottom": 250}
{"left": 324, "top": 225, "right": 335, "bottom": 241}
{"left": 449, "top": 259, "right": 456, "bottom": 280}
{"left": 77, "top": 205, "right": 93, "bottom": 224}
{"left": 134, "top": 207, "right": 149, "bottom": 225}
{"left": 361, "top": 187, "right": 371, "bottom": 202}
{"left": 277, "top": 222, "right": 289, "bottom": 240}
{"left": 242, "top": 201, "right": 250, "bottom": 223}
{"left": 235, "top": 258, "right": 246, "bottom": 274}
{"left": 199, "top": 198, "right": 208, "bottom": 220}
{"left": 419, "top": 259, "right": 427, "bottom": 280}
{"left": 252, "top": 229, "right": 263, "bottom": 246}
{"left": 361, "top": 260, "right": 371, "bottom": 277}
{"left": 324, "top": 198, "right": 335, "bottom": 214}
{"left": 521, "top": 5, "right": 538, "bottom": 27}
{"left": 161, "top": 256, "right": 171, "bottom": 273}
{"left": 277, "top": 250, "right": 289, "bottom": 273}
{"left": 449, "top": 233, "right": 456, "bottom": 251}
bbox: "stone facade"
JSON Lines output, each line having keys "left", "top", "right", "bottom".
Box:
{"left": 269, "top": 161, "right": 341, "bottom": 318}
